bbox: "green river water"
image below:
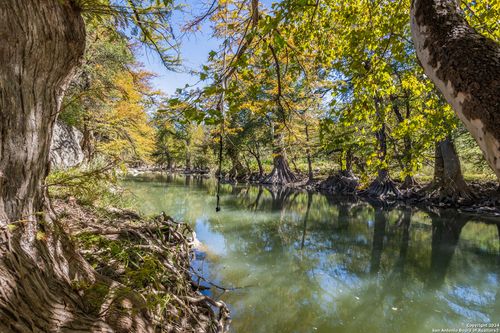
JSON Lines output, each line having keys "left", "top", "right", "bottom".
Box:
{"left": 123, "top": 173, "right": 500, "bottom": 333}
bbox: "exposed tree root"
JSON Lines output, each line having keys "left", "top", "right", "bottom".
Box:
{"left": 227, "top": 162, "right": 249, "bottom": 183}
{"left": 261, "top": 156, "right": 299, "bottom": 186}
{"left": 0, "top": 213, "right": 151, "bottom": 333}
{"left": 318, "top": 170, "right": 359, "bottom": 194}
{"left": 400, "top": 176, "right": 418, "bottom": 190}
{"left": 418, "top": 181, "right": 476, "bottom": 205}
{"left": 264, "top": 186, "right": 294, "bottom": 210}
{"left": 48, "top": 199, "right": 230, "bottom": 333}
{"left": 360, "top": 172, "right": 402, "bottom": 199}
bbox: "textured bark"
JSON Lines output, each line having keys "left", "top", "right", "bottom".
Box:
{"left": 262, "top": 154, "right": 298, "bottom": 185}
{"left": 0, "top": 0, "right": 85, "bottom": 224}
{"left": 411, "top": 0, "right": 500, "bottom": 179}
{"left": 262, "top": 118, "right": 297, "bottom": 185}
{"left": 0, "top": 1, "right": 152, "bottom": 331}
{"left": 430, "top": 137, "right": 472, "bottom": 200}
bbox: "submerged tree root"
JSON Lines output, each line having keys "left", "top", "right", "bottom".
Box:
{"left": 359, "top": 173, "right": 402, "bottom": 200}
{"left": 318, "top": 171, "right": 359, "bottom": 194}
{"left": 417, "top": 182, "right": 477, "bottom": 206}
{"left": 54, "top": 199, "right": 230, "bottom": 333}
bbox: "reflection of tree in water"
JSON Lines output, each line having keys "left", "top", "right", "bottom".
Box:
{"left": 427, "top": 210, "right": 469, "bottom": 289}
{"left": 394, "top": 209, "right": 411, "bottom": 276}
{"left": 264, "top": 185, "right": 294, "bottom": 211}
{"left": 370, "top": 207, "right": 387, "bottom": 274}
{"left": 125, "top": 176, "right": 500, "bottom": 332}
{"left": 249, "top": 185, "right": 263, "bottom": 211}
{"left": 301, "top": 192, "right": 313, "bottom": 249}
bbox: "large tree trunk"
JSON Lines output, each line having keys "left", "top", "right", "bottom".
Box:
{"left": 262, "top": 123, "right": 297, "bottom": 185}
{"left": 0, "top": 1, "right": 152, "bottom": 331}
{"left": 0, "top": 0, "right": 85, "bottom": 224}
{"left": 411, "top": 0, "right": 500, "bottom": 179}
{"left": 429, "top": 136, "right": 472, "bottom": 201}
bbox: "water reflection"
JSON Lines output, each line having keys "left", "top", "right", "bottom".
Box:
{"left": 123, "top": 174, "right": 500, "bottom": 333}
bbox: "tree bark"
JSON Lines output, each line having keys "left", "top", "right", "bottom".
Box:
{"left": 0, "top": 1, "right": 152, "bottom": 331}
{"left": 411, "top": 0, "right": 500, "bottom": 179}
{"left": 262, "top": 123, "right": 297, "bottom": 185}
{"left": 430, "top": 136, "right": 472, "bottom": 200}
{"left": 0, "top": 0, "right": 85, "bottom": 223}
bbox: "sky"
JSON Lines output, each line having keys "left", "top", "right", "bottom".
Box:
{"left": 136, "top": 1, "right": 221, "bottom": 96}
{"left": 136, "top": 0, "right": 275, "bottom": 96}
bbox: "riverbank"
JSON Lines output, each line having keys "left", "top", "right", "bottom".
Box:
{"left": 129, "top": 170, "right": 500, "bottom": 217}
{"left": 53, "top": 197, "right": 230, "bottom": 333}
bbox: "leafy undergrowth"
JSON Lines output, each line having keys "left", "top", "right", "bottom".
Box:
{"left": 54, "top": 198, "right": 230, "bottom": 333}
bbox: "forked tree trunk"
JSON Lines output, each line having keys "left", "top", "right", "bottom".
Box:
{"left": 0, "top": 1, "right": 151, "bottom": 331}
{"left": 411, "top": 0, "right": 500, "bottom": 180}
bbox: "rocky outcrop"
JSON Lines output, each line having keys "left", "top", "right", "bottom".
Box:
{"left": 50, "top": 120, "right": 84, "bottom": 169}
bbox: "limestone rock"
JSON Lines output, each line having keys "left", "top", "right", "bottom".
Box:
{"left": 50, "top": 120, "right": 84, "bottom": 168}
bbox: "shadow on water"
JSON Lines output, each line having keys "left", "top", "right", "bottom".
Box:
{"left": 123, "top": 174, "right": 500, "bottom": 333}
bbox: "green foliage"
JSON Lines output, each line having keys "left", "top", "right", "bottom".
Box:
{"left": 144, "top": 0, "right": 496, "bottom": 182}
{"left": 46, "top": 160, "right": 128, "bottom": 207}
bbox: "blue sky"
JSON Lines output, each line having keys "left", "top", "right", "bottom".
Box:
{"left": 136, "top": 1, "right": 220, "bottom": 96}
{"left": 137, "top": 0, "right": 275, "bottom": 96}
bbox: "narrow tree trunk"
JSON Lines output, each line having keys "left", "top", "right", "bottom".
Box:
{"left": 393, "top": 100, "right": 417, "bottom": 188}
{"left": 256, "top": 154, "right": 264, "bottom": 178}
{"left": 343, "top": 148, "right": 353, "bottom": 174}
{"left": 185, "top": 152, "right": 191, "bottom": 171}
{"left": 227, "top": 145, "right": 246, "bottom": 182}
{"left": 411, "top": 0, "right": 500, "bottom": 179}
{"left": 364, "top": 99, "right": 401, "bottom": 198}
{"left": 305, "top": 124, "right": 314, "bottom": 182}
{"left": 81, "top": 116, "right": 95, "bottom": 161}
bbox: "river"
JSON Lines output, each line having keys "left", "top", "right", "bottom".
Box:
{"left": 123, "top": 173, "right": 500, "bottom": 333}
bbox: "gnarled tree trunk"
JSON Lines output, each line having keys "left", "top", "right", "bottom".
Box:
{"left": 411, "top": 0, "right": 500, "bottom": 180}
{"left": 0, "top": 1, "right": 151, "bottom": 331}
